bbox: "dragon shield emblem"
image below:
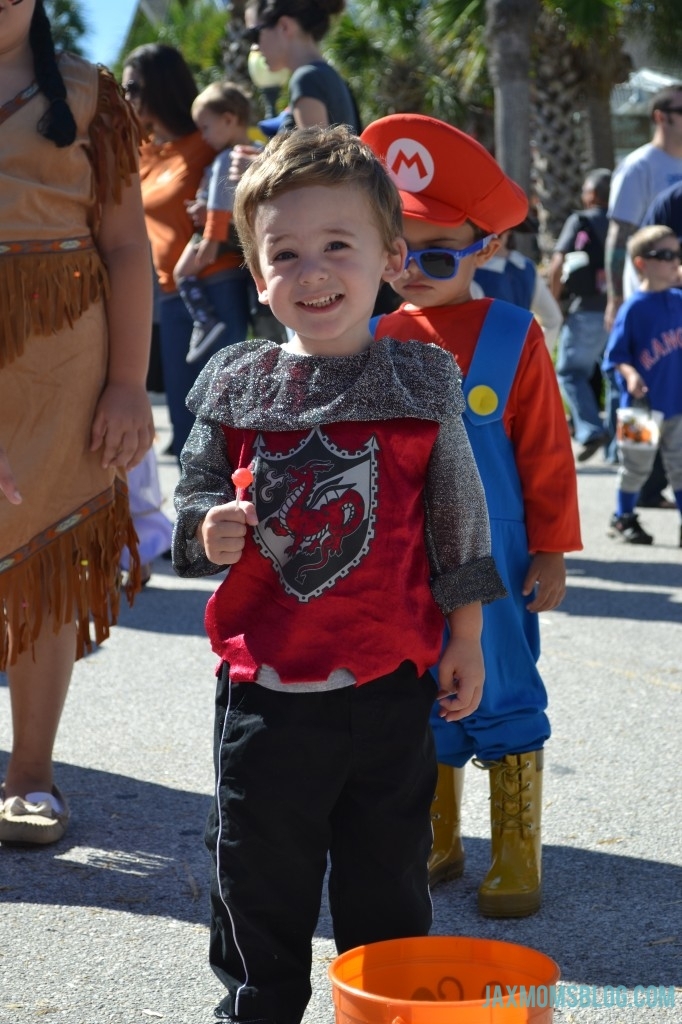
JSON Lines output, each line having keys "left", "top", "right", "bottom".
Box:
{"left": 252, "top": 427, "right": 378, "bottom": 601}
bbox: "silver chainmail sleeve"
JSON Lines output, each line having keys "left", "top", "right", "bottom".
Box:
{"left": 172, "top": 417, "right": 235, "bottom": 578}
{"left": 425, "top": 414, "right": 505, "bottom": 612}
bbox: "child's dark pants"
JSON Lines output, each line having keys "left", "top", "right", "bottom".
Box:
{"left": 206, "top": 660, "right": 437, "bottom": 1024}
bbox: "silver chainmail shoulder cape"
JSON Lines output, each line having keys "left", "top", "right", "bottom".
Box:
{"left": 173, "top": 336, "right": 505, "bottom": 613}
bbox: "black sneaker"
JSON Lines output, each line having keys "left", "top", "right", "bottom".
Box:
{"left": 577, "top": 432, "right": 610, "bottom": 463}
{"left": 214, "top": 997, "right": 277, "bottom": 1023}
{"left": 608, "top": 512, "right": 653, "bottom": 545}
{"left": 186, "top": 319, "right": 226, "bottom": 364}
{"left": 214, "top": 1011, "right": 276, "bottom": 1023}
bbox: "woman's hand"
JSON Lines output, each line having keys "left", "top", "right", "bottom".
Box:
{"left": 90, "top": 382, "right": 154, "bottom": 470}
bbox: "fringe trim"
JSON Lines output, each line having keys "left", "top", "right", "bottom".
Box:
{"left": 88, "top": 67, "right": 142, "bottom": 232}
{"left": 0, "top": 69, "right": 140, "bottom": 367}
{"left": 0, "top": 480, "right": 141, "bottom": 672}
{"left": 0, "top": 248, "right": 108, "bottom": 369}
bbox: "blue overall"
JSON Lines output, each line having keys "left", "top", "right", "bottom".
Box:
{"left": 474, "top": 256, "right": 536, "bottom": 310}
{"left": 429, "top": 301, "right": 550, "bottom": 764}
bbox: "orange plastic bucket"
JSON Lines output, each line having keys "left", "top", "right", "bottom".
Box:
{"left": 329, "top": 936, "right": 560, "bottom": 1024}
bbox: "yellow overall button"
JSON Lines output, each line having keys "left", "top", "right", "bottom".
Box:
{"left": 468, "top": 384, "right": 499, "bottom": 416}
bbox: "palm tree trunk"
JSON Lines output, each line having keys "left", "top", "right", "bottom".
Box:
{"left": 223, "top": 0, "right": 250, "bottom": 87}
{"left": 485, "top": 0, "right": 539, "bottom": 197}
{"left": 532, "top": 8, "right": 587, "bottom": 255}
{"left": 583, "top": 93, "right": 615, "bottom": 170}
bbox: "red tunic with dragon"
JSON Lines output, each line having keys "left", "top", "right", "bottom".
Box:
{"left": 205, "top": 418, "right": 446, "bottom": 685}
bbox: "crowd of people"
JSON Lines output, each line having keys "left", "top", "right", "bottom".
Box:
{"left": 1, "top": 3, "right": 681, "bottom": 1024}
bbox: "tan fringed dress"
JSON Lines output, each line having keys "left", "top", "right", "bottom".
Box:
{"left": 0, "top": 54, "right": 142, "bottom": 672}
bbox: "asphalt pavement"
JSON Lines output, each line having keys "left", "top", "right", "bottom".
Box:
{"left": 1, "top": 397, "right": 681, "bottom": 1024}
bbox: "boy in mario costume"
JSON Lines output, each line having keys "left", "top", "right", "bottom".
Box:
{"left": 363, "top": 114, "right": 582, "bottom": 917}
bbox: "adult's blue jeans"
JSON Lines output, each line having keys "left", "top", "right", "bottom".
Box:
{"left": 159, "top": 268, "right": 251, "bottom": 458}
{"left": 556, "top": 310, "right": 608, "bottom": 444}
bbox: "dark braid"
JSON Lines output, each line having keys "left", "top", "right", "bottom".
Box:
{"left": 30, "top": 0, "right": 77, "bottom": 147}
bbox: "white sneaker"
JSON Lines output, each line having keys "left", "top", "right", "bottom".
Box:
{"left": 186, "top": 320, "right": 227, "bottom": 364}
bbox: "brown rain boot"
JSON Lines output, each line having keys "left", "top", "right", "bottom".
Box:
{"left": 475, "top": 749, "right": 543, "bottom": 917}
{"left": 428, "top": 763, "right": 466, "bottom": 887}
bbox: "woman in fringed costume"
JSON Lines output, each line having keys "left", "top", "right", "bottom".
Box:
{"left": 0, "top": 0, "right": 154, "bottom": 844}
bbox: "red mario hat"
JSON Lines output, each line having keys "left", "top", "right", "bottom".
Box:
{"left": 361, "top": 114, "right": 528, "bottom": 234}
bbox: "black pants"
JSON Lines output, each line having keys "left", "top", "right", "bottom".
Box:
{"left": 206, "top": 662, "right": 437, "bottom": 1024}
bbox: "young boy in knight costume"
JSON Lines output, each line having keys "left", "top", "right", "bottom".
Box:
{"left": 363, "top": 114, "right": 582, "bottom": 918}
{"left": 172, "top": 125, "right": 505, "bottom": 1024}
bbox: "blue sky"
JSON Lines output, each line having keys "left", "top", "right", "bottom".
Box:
{"left": 80, "top": 0, "right": 139, "bottom": 67}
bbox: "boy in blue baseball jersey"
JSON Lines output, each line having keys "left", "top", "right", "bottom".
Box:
{"left": 603, "top": 224, "right": 682, "bottom": 546}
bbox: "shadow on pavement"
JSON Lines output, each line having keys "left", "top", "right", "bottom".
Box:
{"left": 562, "top": 558, "right": 681, "bottom": 622}
{"left": 429, "top": 838, "right": 681, "bottom": 990}
{"left": 0, "top": 761, "right": 213, "bottom": 926}
{"left": 566, "top": 557, "right": 681, "bottom": 589}
{"left": 1, "top": 764, "right": 680, "bottom": 990}
{"left": 115, "top": 558, "right": 219, "bottom": 637}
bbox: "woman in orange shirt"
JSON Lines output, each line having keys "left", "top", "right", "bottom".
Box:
{"left": 122, "top": 45, "right": 252, "bottom": 458}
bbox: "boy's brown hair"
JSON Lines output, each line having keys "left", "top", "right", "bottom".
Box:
{"left": 192, "top": 81, "right": 251, "bottom": 125}
{"left": 233, "top": 125, "right": 403, "bottom": 273}
{"left": 627, "top": 224, "right": 678, "bottom": 266}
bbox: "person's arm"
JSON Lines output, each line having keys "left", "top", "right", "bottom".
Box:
{"left": 617, "top": 362, "right": 648, "bottom": 399}
{"left": 173, "top": 416, "right": 255, "bottom": 577}
{"left": 522, "top": 551, "right": 566, "bottom": 612}
{"left": 91, "top": 173, "right": 154, "bottom": 470}
{"left": 194, "top": 236, "right": 220, "bottom": 270}
{"left": 292, "top": 95, "right": 330, "bottom": 128}
{"left": 174, "top": 237, "right": 201, "bottom": 283}
{"left": 604, "top": 217, "right": 637, "bottom": 330}
{"left": 505, "top": 321, "right": 583, "bottom": 556}
{"left": 549, "top": 210, "right": 581, "bottom": 302}
{"left": 436, "top": 602, "right": 485, "bottom": 723}
{"left": 199, "top": 499, "right": 258, "bottom": 564}
{"left": 288, "top": 64, "right": 333, "bottom": 128}
{"left": 547, "top": 251, "right": 565, "bottom": 300}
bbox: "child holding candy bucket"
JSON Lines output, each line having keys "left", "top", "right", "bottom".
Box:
{"left": 364, "top": 114, "right": 582, "bottom": 918}
{"left": 172, "top": 125, "right": 505, "bottom": 1024}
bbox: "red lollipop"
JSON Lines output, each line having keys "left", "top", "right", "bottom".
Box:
{"left": 231, "top": 465, "right": 254, "bottom": 507}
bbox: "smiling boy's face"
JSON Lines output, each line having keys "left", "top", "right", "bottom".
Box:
{"left": 251, "top": 183, "right": 406, "bottom": 356}
{"left": 392, "top": 217, "right": 499, "bottom": 309}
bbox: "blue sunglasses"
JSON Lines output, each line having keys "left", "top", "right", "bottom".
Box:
{"left": 404, "top": 235, "right": 496, "bottom": 280}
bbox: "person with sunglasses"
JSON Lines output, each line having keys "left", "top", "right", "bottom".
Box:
{"left": 243, "top": 0, "right": 359, "bottom": 133}
{"left": 603, "top": 225, "right": 682, "bottom": 547}
{"left": 227, "top": 1, "right": 360, "bottom": 188}
{"left": 365, "top": 114, "right": 581, "bottom": 919}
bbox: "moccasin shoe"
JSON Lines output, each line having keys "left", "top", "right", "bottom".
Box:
{"left": 0, "top": 785, "right": 70, "bottom": 845}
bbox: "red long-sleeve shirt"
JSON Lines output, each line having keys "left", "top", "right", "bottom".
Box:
{"left": 376, "top": 299, "right": 582, "bottom": 554}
